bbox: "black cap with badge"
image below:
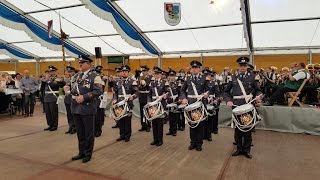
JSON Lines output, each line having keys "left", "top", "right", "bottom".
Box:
{"left": 79, "top": 54, "right": 93, "bottom": 63}
{"left": 236, "top": 57, "right": 250, "bottom": 65}
{"left": 120, "top": 65, "right": 131, "bottom": 72}
{"left": 66, "top": 66, "right": 76, "bottom": 72}
{"left": 140, "top": 65, "right": 150, "bottom": 72}
{"left": 190, "top": 60, "right": 202, "bottom": 68}
{"left": 95, "top": 65, "right": 103, "bottom": 73}
{"left": 48, "top": 65, "right": 58, "bottom": 72}
{"left": 153, "top": 66, "right": 162, "bottom": 74}
{"left": 168, "top": 69, "right": 176, "bottom": 76}
{"left": 115, "top": 66, "right": 121, "bottom": 73}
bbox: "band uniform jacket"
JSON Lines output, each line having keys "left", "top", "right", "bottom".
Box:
{"left": 70, "top": 70, "right": 104, "bottom": 115}
{"left": 64, "top": 75, "right": 75, "bottom": 105}
{"left": 180, "top": 73, "right": 209, "bottom": 104}
{"left": 223, "top": 72, "right": 262, "bottom": 106}
{"left": 112, "top": 77, "right": 138, "bottom": 109}
{"left": 147, "top": 78, "right": 168, "bottom": 107}
{"left": 166, "top": 80, "right": 181, "bottom": 104}
{"left": 206, "top": 79, "right": 221, "bottom": 106}
{"left": 44, "top": 76, "right": 65, "bottom": 103}
{"left": 138, "top": 75, "right": 152, "bottom": 104}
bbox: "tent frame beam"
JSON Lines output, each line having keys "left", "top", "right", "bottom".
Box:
{"left": 1, "top": 0, "right": 92, "bottom": 56}
{"left": 0, "top": 39, "right": 39, "bottom": 59}
{"left": 24, "top": 4, "right": 85, "bottom": 15}
{"left": 108, "top": 1, "right": 162, "bottom": 55}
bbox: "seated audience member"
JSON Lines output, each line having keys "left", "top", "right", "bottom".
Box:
{"left": 264, "top": 62, "right": 310, "bottom": 106}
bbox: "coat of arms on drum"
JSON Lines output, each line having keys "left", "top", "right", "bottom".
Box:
{"left": 164, "top": 2, "right": 181, "bottom": 26}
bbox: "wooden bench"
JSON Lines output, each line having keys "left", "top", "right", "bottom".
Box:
{"left": 286, "top": 79, "right": 308, "bottom": 107}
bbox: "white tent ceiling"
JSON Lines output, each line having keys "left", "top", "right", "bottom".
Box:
{"left": 0, "top": 0, "right": 320, "bottom": 61}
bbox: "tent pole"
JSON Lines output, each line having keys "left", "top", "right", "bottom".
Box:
{"left": 308, "top": 50, "right": 312, "bottom": 64}
{"left": 157, "top": 55, "right": 162, "bottom": 68}
{"left": 36, "top": 59, "right": 40, "bottom": 77}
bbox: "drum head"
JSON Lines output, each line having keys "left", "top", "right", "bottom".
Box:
{"left": 185, "top": 101, "right": 202, "bottom": 111}
{"left": 232, "top": 104, "right": 254, "bottom": 116}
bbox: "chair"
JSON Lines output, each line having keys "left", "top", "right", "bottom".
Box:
{"left": 286, "top": 79, "right": 308, "bottom": 107}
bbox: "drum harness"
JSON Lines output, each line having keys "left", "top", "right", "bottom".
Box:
{"left": 231, "top": 78, "right": 262, "bottom": 132}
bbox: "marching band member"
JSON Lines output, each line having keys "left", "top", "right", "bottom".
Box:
{"left": 166, "top": 69, "right": 180, "bottom": 136}
{"left": 110, "top": 66, "right": 122, "bottom": 129}
{"left": 204, "top": 69, "right": 221, "bottom": 141}
{"left": 224, "top": 57, "right": 262, "bottom": 159}
{"left": 70, "top": 55, "right": 104, "bottom": 163}
{"left": 138, "top": 65, "right": 152, "bottom": 132}
{"left": 148, "top": 67, "right": 168, "bottom": 146}
{"left": 177, "top": 75, "right": 186, "bottom": 131}
{"left": 43, "top": 66, "right": 65, "bottom": 131}
{"left": 180, "top": 61, "right": 209, "bottom": 151}
{"left": 112, "top": 65, "right": 138, "bottom": 142}
{"left": 63, "top": 66, "right": 77, "bottom": 134}
{"left": 93, "top": 65, "right": 105, "bottom": 137}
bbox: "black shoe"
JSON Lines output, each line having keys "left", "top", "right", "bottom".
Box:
{"left": 29, "top": 114, "right": 33, "bottom": 117}
{"left": 65, "top": 131, "right": 71, "bottom": 134}
{"left": 180, "top": 127, "right": 185, "bottom": 131}
{"left": 207, "top": 137, "right": 213, "bottom": 142}
{"left": 138, "top": 128, "right": 145, "bottom": 132}
{"left": 112, "top": 124, "right": 119, "bottom": 128}
{"left": 44, "top": 127, "right": 51, "bottom": 131}
{"left": 196, "top": 146, "right": 202, "bottom": 151}
{"left": 156, "top": 141, "right": 163, "bottom": 146}
{"left": 188, "top": 144, "right": 196, "bottom": 150}
{"left": 166, "top": 132, "right": 173, "bottom": 135}
{"left": 172, "top": 133, "right": 177, "bottom": 136}
{"left": 244, "top": 152, "right": 252, "bottom": 159}
{"left": 70, "top": 130, "right": 76, "bottom": 134}
{"left": 116, "top": 137, "right": 125, "bottom": 141}
{"left": 233, "top": 142, "right": 237, "bottom": 145}
{"left": 146, "top": 128, "right": 150, "bottom": 132}
{"left": 213, "top": 130, "right": 218, "bottom": 134}
{"left": 232, "top": 150, "right": 241, "bottom": 156}
{"left": 49, "top": 128, "right": 57, "bottom": 131}
{"left": 150, "top": 141, "right": 157, "bottom": 145}
{"left": 82, "top": 156, "right": 91, "bottom": 163}
{"left": 72, "top": 154, "right": 85, "bottom": 161}
{"left": 125, "top": 139, "right": 130, "bottom": 142}
{"left": 263, "top": 101, "right": 274, "bottom": 106}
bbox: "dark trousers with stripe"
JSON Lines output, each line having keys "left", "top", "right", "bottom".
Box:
{"left": 73, "top": 114, "right": 95, "bottom": 157}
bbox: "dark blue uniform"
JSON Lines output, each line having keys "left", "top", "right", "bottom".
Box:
{"left": 112, "top": 76, "right": 138, "bottom": 141}
{"left": 64, "top": 75, "right": 76, "bottom": 134}
{"left": 44, "top": 76, "right": 65, "bottom": 131}
{"left": 70, "top": 69, "right": 103, "bottom": 159}
{"left": 148, "top": 78, "right": 167, "bottom": 146}
{"left": 166, "top": 80, "right": 180, "bottom": 136}
{"left": 224, "top": 72, "right": 261, "bottom": 154}
{"left": 204, "top": 79, "right": 221, "bottom": 140}
{"left": 180, "top": 73, "right": 209, "bottom": 150}
{"left": 138, "top": 74, "right": 152, "bottom": 131}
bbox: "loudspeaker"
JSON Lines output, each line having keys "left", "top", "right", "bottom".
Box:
{"left": 95, "top": 47, "right": 102, "bottom": 58}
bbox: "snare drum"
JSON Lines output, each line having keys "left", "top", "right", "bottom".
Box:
{"left": 110, "top": 99, "right": 130, "bottom": 121}
{"left": 184, "top": 101, "right": 207, "bottom": 128}
{"left": 143, "top": 100, "right": 165, "bottom": 121}
{"left": 232, "top": 103, "right": 257, "bottom": 132}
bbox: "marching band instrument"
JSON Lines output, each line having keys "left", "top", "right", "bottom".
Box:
{"left": 143, "top": 92, "right": 168, "bottom": 122}
{"left": 110, "top": 85, "right": 133, "bottom": 121}
{"left": 184, "top": 82, "right": 208, "bottom": 128}
{"left": 231, "top": 96, "right": 262, "bottom": 132}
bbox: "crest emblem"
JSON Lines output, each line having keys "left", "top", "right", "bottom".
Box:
{"left": 164, "top": 3, "right": 181, "bottom": 26}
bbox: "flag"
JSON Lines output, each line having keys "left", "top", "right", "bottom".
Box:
{"left": 48, "top": 20, "right": 53, "bottom": 38}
